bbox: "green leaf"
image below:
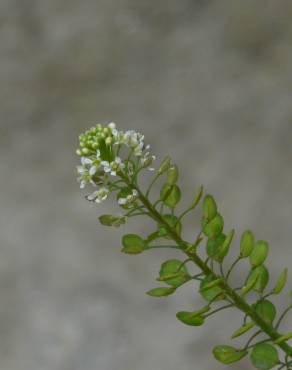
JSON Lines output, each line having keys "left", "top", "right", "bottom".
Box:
{"left": 250, "top": 240, "right": 269, "bottom": 267}
{"left": 273, "top": 268, "right": 288, "bottom": 294}
{"left": 146, "top": 287, "right": 176, "bottom": 297}
{"left": 231, "top": 321, "right": 255, "bottom": 338}
{"left": 250, "top": 343, "right": 279, "bottom": 370}
{"left": 200, "top": 275, "right": 225, "bottom": 302}
{"left": 157, "top": 214, "right": 182, "bottom": 240}
{"left": 176, "top": 311, "right": 205, "bottom": 326}
{"left": 254, "top": 300, "right": 276, "bottom": 324}
{"left": 206, "top": 233, "right": 226, "bottom": 258}
{"left": 203, "top": 214, "right": 224, "bottom": 238}
{"left": 99, "top": 214, "right": 126, "bottom": 227}
{"left": 240, "top": 230, "right": 255, "bottom": 258}
{"left": 121, "top": 234, "right": 146, "bottom": 254}
{"left": 245, "top": 265, "right": 269, "bottom": 294}
{"left": 159, "top": 259, "right": 189, "bottom": 287}
{"left": 213, "top": 345, "right": 248, "bottom": 364}
{"left": 167, "top": 165, "right": 179, "bottom": 185}
{"left": 203, "top": 194, "right": 217, "bottom": 221}
{"left": 160, "top": 184, "right": 181, "bottom": 208}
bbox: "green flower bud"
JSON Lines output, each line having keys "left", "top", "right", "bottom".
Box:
{"left": 240, "top": 230, "right": 254, "bottom": 258}
{"left": 160, "top": 184, "right": 181, "bottom": 208}
{"left": 99, "top": 214, "right": 126, "bottom": 227}
{"left": 176, "top": 311, "right": 205, "bottom": 326}
{"left": 158, "top": 259, "right": 189, "bottom": 287}
{"left": 254, "top": 300, "right": 276, "bottom": 324}
{"left": 213, "top": 345, "right": 248, "bottom": 364}
{"left": 203, "top": 214, "right": 224, "bottom": 238}
{"left": 273, "top": 268, "right": 288, "bottom": 294}
{"left": 250, "top": 240, "right": 269, "bottom": 267}
{"left": 157, "top": 156, "right": 171, "bottom": 175}
{"left": 250, "top": 343, "right": 279, "bottom": 370}
{"left": 203, "top": 194, "right": 217, "bottom": 221}
{"left": 146, "top": 287, "right": 176, "bottom": 297}
{"left": 231, "top": 321, "right": 255, "bottom": 339}
{"left": 121, "top": 234, "right": 146, "bottom": 254}
{"left": 166, "top": 165, "right": 179, "bottom": 185}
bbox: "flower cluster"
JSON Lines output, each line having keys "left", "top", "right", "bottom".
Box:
{"left": 76, "top": 123, "right": 155, "bottom": 204}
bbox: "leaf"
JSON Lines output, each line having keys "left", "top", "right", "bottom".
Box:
{"left": 250, "top": 240, "right": 269, "bottom": 267}
{"left": 240, "top": 230, "right": 255, "bottom": 258}
{"left": 176, "top": 311, "right": 205, "bottom": 326}
{"left": 254, "top": 300, "right": 276, "bottom": 324}
{"left": 121, "top": 234, "right": 146, "bottom": 254}
{"left": 200, "top": 275, "right": 225, "bottom": 302}
{"left": 273, "top": 268, "right": 288, "bottom": 294}
{"left": 250, "top": 343, "right": 279, "bottom": 370}
{"left": 146, "top": 287, "right": 176, "bottom": 297}
{"left": 159, "top": 259, "right": 189, "bottom": 287}
{"left": 231, "top": 321, "right": 255, "bottom": 338}
{"left": 203, "top": 214, "right": 224, "bottom": 238}
{"left": 213, "top": 345, "right": 248, "bottom": 364}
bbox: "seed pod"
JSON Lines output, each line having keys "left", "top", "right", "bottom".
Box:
{"left": 273, "top": 332, "right": 292, "bottom": 344}
{"left": 241, "top": 268, "right": 260, "bottom": 296}
{"left": 121, "top": 234, "right": 146, "bottom": 254}
{"left": 254, "top": 300, "right": 276, "bottom": 324}
{"left": 157, "top": 156, "right": 171, "bottom": 175}
{"left": 146, "top": 287, "right": 176, "bottom": 297}
{"left": 167, "top": 165, "right": 179, "bottom": 185}
{"left": 203, "top": 214, "right": 224, "bottom": 238}
{"left": 250, "top": 240, "right": 269, "bottom": 267}
{"left": 191, "top": 185, "right": 204, "bottom": 208}
{"left": 158, "top": 259, "right": 189, "bottom": 287}
{"left": 203, "top": 194, "right": 217, "bottom": 221}
{"left": 213, "top": 345, "right": 248, "bottom": 365}
{"left": 157, "top": 214, "right": 182, "bottom": 239}
{"left": 215, "top": 229, "right": 235, "bottom": 262}
{"left": 250, "top": 343, "right": 279, "bottom": 370}
{"left": 273, "top": 268, "right": 288, "bottom": 294}
{"left": 160, "top": 184, "right": 181, "bottom": 208}
{"left": 176, "top": 311, "right": 205, "bottom": 326}
{"left": 99, "top": 214, "right": 126, "bottom": 227}
{"left": 245, "top": 265, "right": 269, "bottom": 293}
{"left": 200, "top": 278, "right": 224, "bottom": 292}
{"left": 240, "top": 230, "right": 254, "bottom": 258}
{"left": 206, "top": 233, "right": 226, "bottom": 258}
{"left": 231, "top": 321, "right": 255, "bottom": 339}
{"left": 200, "top": 275, "right": 225, "bottom": 302}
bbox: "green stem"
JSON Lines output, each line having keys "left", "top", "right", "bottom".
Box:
{"left": 226, "top": 256, "right": 242, "bottom": 281}
{"left": 121, "top": 174, "right": 292, "bottom": 358}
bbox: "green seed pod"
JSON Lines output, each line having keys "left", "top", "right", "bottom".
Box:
{"left": 157, "top": 214, "right": 182, "bottom": 239}
{"left": 121, "top": 234, "right": 146, "bottom": 254}
{"left": 254, "top": 300, "right": 276, "bottom": 324}
{"left": 176, "top": 311, "right": 205, "bottom": 326}
{"left": 146, "top": 287, "right": 176, "bottom": 297}
{"left": 159, "top": 259, "right": 189, "bottom": 287}
{"left": 240, "top": 230, "right": 254, "bottom": 258}
{"left": 200, "top": 278, "right": 224, "bottom": 292}
{"left": 206, "top": 233, "right": 226, "bottom": 258}
{"left": 215, "top": 229, "right": 235, "bottom": 262}
{"left": 241, "top": 268, "right": 260, "bottom": 296}
{"left": 99, "top": 214, "right": 126, "bottom": 227}
{"left": 250, "top": 240, "right": 269, "bottom": 267}
{"left": 273, "top": 332, "right": 292, "bottom": 344}
{"left": 273, "top": 268, "right": 288, "bottom": 294}
{"left": 245, "top": 265, "right": 269, "bottom": 293}
{"left": 203, "top": 214, "right": 224, "bottom": 238}
{"left": 157, "top": 156, "right": 171, "bottom": 175}
{"left": 203, "top": 194, "right": 217, "bottom": 221}
{"left": 250, "top": 343, "right": 279, "bottom": 370}
{"left": 200, "top": 275, "right": 225, "bottom": 302}
{"left": 231, "top": 321, "right": 255, "bottom": 339}
{"left": 160, "top": 184, "right": 181, "bottom": 208}
{"left": 191, "top": 185, "right": 204, "bottom": 208}
{"left": 166, "top": 164, "right": 179, "bottom": 185}
{"left": 213, "top": 345, "right": 248, "bottom": 365}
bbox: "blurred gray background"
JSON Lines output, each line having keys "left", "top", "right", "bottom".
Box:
{"left": 1, "top": 0, "right": 292, "bottom": 369}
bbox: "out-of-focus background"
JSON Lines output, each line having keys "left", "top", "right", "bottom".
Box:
{"left": 1, "top": 1, "right": 292, "bottom": 369}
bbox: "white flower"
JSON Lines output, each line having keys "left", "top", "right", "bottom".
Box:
{"left": 118, "top": 189, "right": 138, "bottom": 207}
{"left": 86, "top": 187, "right": 109, "bottom": 203}
{"left": 101, "top": 157, "right": 125, "bottom": 176}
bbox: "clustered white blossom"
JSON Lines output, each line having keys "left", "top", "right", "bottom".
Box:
{"left": 76, "top": 122, "right": 155, "bottom": 204}
{"left": 118, "top": 189, "right": 138, "bottom": 207}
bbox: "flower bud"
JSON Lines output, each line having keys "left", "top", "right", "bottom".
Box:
{"left": 203, "top": 194, "right": 217, "bottom": 221}
{"left": 273, "top": 268, "right": 288, "bottom": 295}
{"left": 166, "top": 165, "right": 179, "bottom": 185}
{"left": 213, "top": 346, "right": 248, "bottom": 364}
{"left": 250, "top": 240, "right": 269, "bottom": 267}
{"left": 121, "top": 234, "right": 146, "bottom": 254}
{"left": 240, "top": 230, "right": 254, "bottom": 258}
